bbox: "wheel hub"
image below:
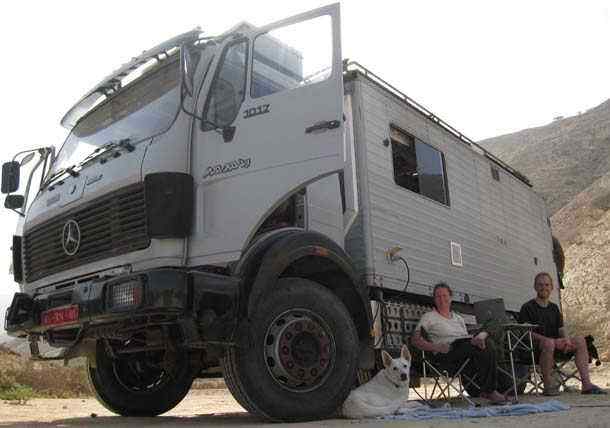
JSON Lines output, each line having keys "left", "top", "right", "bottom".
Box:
{"left": 111, "top": 344, "right": 172, "bottom": 394}
{"left": 264, "top": 309, "right": 334, "bottom": 392}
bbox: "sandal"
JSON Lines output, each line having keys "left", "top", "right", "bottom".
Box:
{"left": 582, "top": 386, "right": 608, "bottom": 395}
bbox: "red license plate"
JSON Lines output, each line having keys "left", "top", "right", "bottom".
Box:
{"left": 41, "top": 305, "right": 79, "bottom": 327}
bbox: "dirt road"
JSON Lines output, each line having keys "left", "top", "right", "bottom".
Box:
{"left": 2, "top": 388, "right": 610, "bottom": 428}
{"left": 1, "top": 368, "right": 609, "bottom": 428}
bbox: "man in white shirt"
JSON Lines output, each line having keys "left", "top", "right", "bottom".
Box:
{"left": 412, "top": 282, "right": 506, "bottom": 404}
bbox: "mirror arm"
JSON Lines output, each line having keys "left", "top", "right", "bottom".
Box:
{"left": 179, "top": 86, "right": 227, "bottom": 138}
{"left": 10, "top": 208, "right": 24, "bottom": 218}
{"left": 39, "top": 150, "right": 49, "bottom": 191}
{"left": 180, "top": 85, "right": 205, "bottom": 121}
{"left": 20, "top": 155, "right": 45, "bottom": 213}
{"left": 12, "top": 148, "right": 37, "bottom": 164}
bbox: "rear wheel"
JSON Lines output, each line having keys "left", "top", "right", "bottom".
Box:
{"left": 221, "top": 278, "right": 359, "bottom": 421}
{"left": 87, "top": 339, "right": 195, "bottom": 416}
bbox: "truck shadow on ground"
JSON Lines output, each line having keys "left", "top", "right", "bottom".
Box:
{"left": 0, "top": 412, "right": 274, "bottom": 428}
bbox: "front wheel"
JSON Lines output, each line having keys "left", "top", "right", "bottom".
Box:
{"left": 87, "top": 339, "right": 195, "bottom": 416}
{"left": 221, "top": 278, "right": 360, "bottom": 421}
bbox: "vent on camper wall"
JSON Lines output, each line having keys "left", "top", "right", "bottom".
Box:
{"left": 451, "top": 242, "right": 463, "bottom": 267}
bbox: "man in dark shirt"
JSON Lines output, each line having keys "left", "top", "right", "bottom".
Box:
{"left": 520, "top": 298, "right": 563, "bottom": 339}
{"left": 519, "top": 272, "right": 606, "bottom": 395}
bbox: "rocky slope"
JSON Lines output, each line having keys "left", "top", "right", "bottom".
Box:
{"left": 553, "top": 172, "right": 610, "bottom": 359}
{"left": 481, "top": 100, "right": 610, "bottom": 359}
{"left": 480, "top": 99, "right": 610, "bottom": 215}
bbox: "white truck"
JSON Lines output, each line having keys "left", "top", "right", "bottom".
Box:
{"left": 2, "top": 4, "right": 558, "bottom": 421}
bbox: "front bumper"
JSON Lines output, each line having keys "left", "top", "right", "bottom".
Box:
{"left": 4, "top": 268, "right": 237, "bottom": 340}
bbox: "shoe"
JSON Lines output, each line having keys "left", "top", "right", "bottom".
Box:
{"left": 481, "top": 391, "right": 507, "bottom": 405}
{"left": 503, "top": 392, "right": 517, "bottom": 403}
{"left": 543, "top": 387, "right": 560, "bottom": 396}
{"left": 582, "top": 386, "right": 608, "bottom": 395}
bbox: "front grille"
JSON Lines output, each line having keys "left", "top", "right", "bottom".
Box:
{"left": 23, "top": 183, "right": 150, "bottom": 283}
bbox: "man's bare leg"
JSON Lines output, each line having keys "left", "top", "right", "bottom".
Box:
{"left": 538, "top": 337, "right": 557, "bottom": 391}
{"left": 572, "top": 336, "right": 594, "bottom": 390}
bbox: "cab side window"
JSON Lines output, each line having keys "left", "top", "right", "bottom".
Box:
{"left": 203, "top": 40, "right": 248, "bottom": 130}
{"left": 251, "top": 15, "right": 332, "bottom": 98}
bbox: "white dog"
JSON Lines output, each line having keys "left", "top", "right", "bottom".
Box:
{"left": 342, "top": 345, "right": 413, "bottom": 419}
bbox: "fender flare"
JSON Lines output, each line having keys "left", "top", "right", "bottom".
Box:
{"left": 244, "top": 230, "right": 372, "bottom": 345}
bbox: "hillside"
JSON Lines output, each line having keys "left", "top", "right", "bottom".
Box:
{"left": 553, "top": 172, "right": 610, "bottom": 358}
{"left": 481, "top": 99, "right": 610, "bottom": 359}
{"left": 480, "top": 99, "right": 610, "bottom": 214}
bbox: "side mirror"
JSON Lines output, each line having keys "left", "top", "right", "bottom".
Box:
{"left": 4, "top": 194, "right": 24, "bottom": 209}
{"left": 180, "top": 43, "right": 195, "bottom": 98}
{"left": 20, "top": 152, "right": 35, "bottom": 167}
{"left": 1, "top": 161, "right": 20, "bottom": 194}
{"left": 213, "top": 78, "right": 237, "bottom": 126}
{"left": 222, "top": 126, "right": 236, "bottom": 143}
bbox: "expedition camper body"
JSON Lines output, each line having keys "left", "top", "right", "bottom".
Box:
{"left": 2, "top": 4, "right": 557, "bottom": 421}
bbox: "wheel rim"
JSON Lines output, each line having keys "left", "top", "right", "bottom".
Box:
{"left": 111, "top": 348, "right": 173, "bottom": 394}
{"left": 264, "top": 308, "right": 335, "bottom": 392}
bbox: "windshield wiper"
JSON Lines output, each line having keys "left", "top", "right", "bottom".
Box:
{"left": 77, "top": 138, "right": 135, "bottom": 170}
{"left": 65, "top": 166, "right": 79, "bottom": 177}
{"left": 117, "top": 138, "right": 135, "bottom": 152}
{"left": 44, "top": 138, "right": 136, "bottom": 190}
{"left": 79, "top": 141, "right": 119, "bottom": 168}
{"left": 43, "top": 165, "right": 77, "bottom": 189}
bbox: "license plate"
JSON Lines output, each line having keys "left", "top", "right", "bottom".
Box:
{"left": 41, "top": 305, "right": 79, "bottom": 327}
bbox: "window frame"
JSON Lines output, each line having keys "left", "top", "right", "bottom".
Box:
{"left": 249, "top": 14, "right": 334, "bottom": 99}
{"left": 389, "top": 124, "right": 451, "bottom": 207}
{"left": 201, "top": 38, "right": 249, "bottom": 131}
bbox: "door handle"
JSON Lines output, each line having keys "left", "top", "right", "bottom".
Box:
{"left": 305, "top": 120, "right": 340, "bottom": 134}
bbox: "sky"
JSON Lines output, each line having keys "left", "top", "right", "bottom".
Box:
{"left": 0, "top": 0, "right": 609, "bottom": 331}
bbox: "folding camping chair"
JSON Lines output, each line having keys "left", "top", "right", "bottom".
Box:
{"left": 419, "top": 350, "right": 480, "bottom": 406}
{"left": 409, "top": 330, "right": 480, "bottom": 407}
{"left": 502, "top": 333, "right": 603, "bottom": 395}
{"left": 497, "top": 322, "right": 541, "bottom": 397}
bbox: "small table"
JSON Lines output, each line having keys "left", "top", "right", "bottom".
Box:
{"left": 499, "top": 322, "right": 540, "bottom": 400}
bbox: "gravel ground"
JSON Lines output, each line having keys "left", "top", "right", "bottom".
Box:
{"left": 1, "top": 367, "right": 608, "bottom": 427}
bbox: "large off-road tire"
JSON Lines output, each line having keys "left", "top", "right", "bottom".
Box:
{"left": 221, "top": 277, "right": 359, "bottom": 421}
{"left": 87, "top": 340, "right": 195, "bottom": 416}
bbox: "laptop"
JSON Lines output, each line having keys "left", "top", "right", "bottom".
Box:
{"left": 474, "top": 298, "right": 509, "bottom": 325}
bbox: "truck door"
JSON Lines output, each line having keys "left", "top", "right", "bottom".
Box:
{"left": 190, "top": 4, "right": 344, "bottom": 261}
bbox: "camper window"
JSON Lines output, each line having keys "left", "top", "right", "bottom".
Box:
{"left": 390, "top": 126, "right": 449, "bottom": 206}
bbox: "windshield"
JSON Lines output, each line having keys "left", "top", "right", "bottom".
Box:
{"left": 49, "top": 57, "right": 181, "bottom": 176}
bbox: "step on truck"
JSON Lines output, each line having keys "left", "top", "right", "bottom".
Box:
{"left": 2, "top": 3, "right": 558, "bottom": 421}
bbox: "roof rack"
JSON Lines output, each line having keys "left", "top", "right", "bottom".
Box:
{"left": 61, "top": 29, "right": 202, "bottom": 130}
{"left": 344, "top": 61, "right": 531, "bottom": 187}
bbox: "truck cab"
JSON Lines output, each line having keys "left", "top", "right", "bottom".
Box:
{"left": 2, "top": 4, "right": 372, "bottom": 421}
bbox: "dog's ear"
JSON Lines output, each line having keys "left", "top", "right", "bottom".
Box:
{"left": 401, "top": 344, "right": 411, "bottom": 361}
{"left": 382, "top": 350, "right": 393, "bottom": 368}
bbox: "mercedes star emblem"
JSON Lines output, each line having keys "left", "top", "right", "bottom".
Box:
{"left": 62, "top": 219, "right": 81, "bottom": 256}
